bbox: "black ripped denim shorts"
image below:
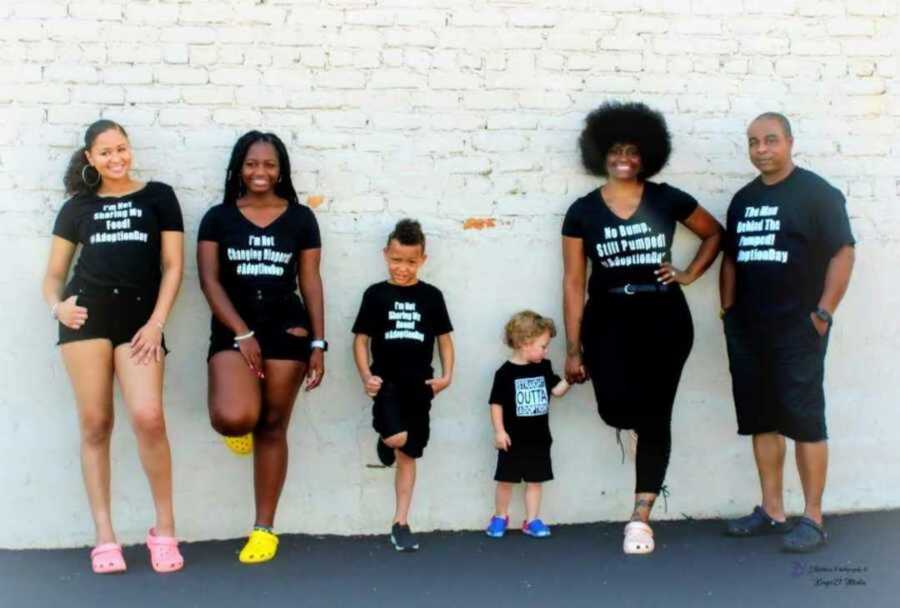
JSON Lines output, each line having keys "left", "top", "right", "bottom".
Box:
{"left": 207, "top": 289, "right": 311, "bottom": 362}
{"left": 57, "top": 277, "right": 167, "bottom": 352}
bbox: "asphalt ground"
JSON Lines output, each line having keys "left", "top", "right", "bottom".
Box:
{"left": 2, "top": 510, "right": 897, "bottom": 608}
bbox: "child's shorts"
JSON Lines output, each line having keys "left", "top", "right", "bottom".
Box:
{"left": 57, "top": 278, "right": 168, "bottom": 353}
{"left": 494, "top": 446, "right": 553, "bottom": 483}
{"left": 373, "top": 379, "right": 434, "bottom": 459}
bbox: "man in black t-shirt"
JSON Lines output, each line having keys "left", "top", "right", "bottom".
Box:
{"left": 720, "top": 113, "right": 855, "bottom": 553}
{"left": 352, "top": 219, "right": 455, "bottom": 552}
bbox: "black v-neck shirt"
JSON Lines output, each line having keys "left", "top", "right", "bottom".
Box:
{"left": 562, "top": 182, "right": 698, "bottom": 299}
{"left": 198, "top": 202, "right": 321, "bottom": 298}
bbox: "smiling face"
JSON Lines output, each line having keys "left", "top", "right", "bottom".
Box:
{"left": 383, "top": 239, "right": 427, "bottom": 286}
{"left": 605, "top": 142, "right": 642, "bottom": 182}
{"left": 518, "top": 330, "right": 552, "bottom": 364}
{"left": 84, "top": 128, "right": 132, "bottom": 184}
{"left": 241, "top": 141, "right": 281, "bottom": 195}
{"left": 747, "top": 118, "right": 794, "bottom": 180}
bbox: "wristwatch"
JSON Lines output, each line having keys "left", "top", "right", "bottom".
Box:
{"left": 310, "top": 339, "right": 329, "bottom": 352}
{"left": 813, "top": 307, "right": 833, "bottom": 326}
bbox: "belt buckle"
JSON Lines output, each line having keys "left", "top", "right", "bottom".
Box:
{"left": 623, "top": 283, "right": 635, "bottom": 295}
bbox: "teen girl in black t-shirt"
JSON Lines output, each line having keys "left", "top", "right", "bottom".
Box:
{"left": 197, "top": 131, "right": 325, "bottom": 564}
{"left": 41, "top": 120, "right": 185, "bottom": 574}
{"left": 561, "top": 102, "right": 723, "bottom": 554}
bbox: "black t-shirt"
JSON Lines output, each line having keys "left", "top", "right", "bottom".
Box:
{"left": 561, "top": 182, "right": 698, "bottom": 299}
{"left": 197, "top": 203, "right": 321, "bottom": 300}
{"left": 52, "top": 181, "right": 184, "bottom": 290}
{"left": 725, "top": 167, "right": 855, "bottom": 320}
{"left": 489, "top": 359, "right": 562, "bottom": 448}
{"left": 351, "top": 281, "right": 453, "bottom": 381}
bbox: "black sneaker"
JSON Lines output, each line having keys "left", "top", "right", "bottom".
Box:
{"left": 390, "top": 522, "right": 419, "bottom": 552}
{"left": 377, "top": 438, "right": 395, "bottom": 467}
{"left": 725, "top": 506, "right": 793, "bottom": 537}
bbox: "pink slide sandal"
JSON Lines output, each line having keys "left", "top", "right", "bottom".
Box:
{"left": 91, "top": 543, "right": 127, "bottom": 574}
{"left": 146, "top": 529, "right": 184, "bottom": 573}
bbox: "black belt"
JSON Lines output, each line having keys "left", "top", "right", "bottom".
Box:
{"left": 607, "top": 283, "right": 672, "bottom": 295}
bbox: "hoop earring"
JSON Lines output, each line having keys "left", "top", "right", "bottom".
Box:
{"left": 81, "top": 165, "right": 101, "bottom": 187}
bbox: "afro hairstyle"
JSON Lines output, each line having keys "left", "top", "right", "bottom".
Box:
{"left": 579, "top": 101, "right": 671, "bottom": 181}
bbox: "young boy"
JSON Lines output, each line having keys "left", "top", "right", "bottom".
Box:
{"left": 485, "top": 311, "right": 570, "bottom": 539}
{"left": 352, "top": 219, "right": 455, "bottom": 552}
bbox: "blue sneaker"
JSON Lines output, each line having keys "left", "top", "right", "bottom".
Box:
{"left": 485, "top": 516, "right": 509, "bottom": 538}
{"left": 522, "top": 519, "right": 551, "bottom": 538}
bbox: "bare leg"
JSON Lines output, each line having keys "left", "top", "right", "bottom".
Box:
{"left": 114, "top": 344, "right": 175, "bottom": 537}
{"left": 753, "top": 432, "right": 787, "bottom": 521}
{"left": 795, "top": 440, "right": 828, "bottom": 525}
{"left": 253, "top": 359, "right": 306, "bottom": 528}
{"left": 630, "top": 493, "right": 657, "bottom": 523}
{"left": 61, "top": 340, "right": 115, "bottom": 546}
{"left": 208, "top": 351, "right": 262, "bottom": 437}
{"left": 524, "top": 483, "right": 543, "bottom": 522}
{"left": 393, "top": 450, "right": 416, "bottom": 525}
{"left": 494, "top": 482, "right": 513, "bottom": 517}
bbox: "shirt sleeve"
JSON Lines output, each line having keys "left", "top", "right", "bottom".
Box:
{"left": 52, "top": 198, "right": 80, "bottom": 243}
{"left": 816, "top": 185, "right": 855, "bottom": 257}
{"left": 155, "top": 184, "right": 184, "bottom": 232}
{"left": 488, "top": 369, "right": 505, "bottom": 406}
{"left": 561, "top": 199, "right": 583, "bottom": 238}
{"left": 431, "top": 288, "right": 453, "bottom": 335}
{"left": 351, "top": 287, "right": 376, "bottom": 336}
{"left": 664, "top": 184, "right": 699, "bottom": 222}
{"left": 296, "top": 205, "right": 322, "bottom": 250}
{"left": 197, "top": 206, "right": 220, "bottom": 242}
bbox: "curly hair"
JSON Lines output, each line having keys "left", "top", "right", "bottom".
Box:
{"left": 504, "top": 310, "right": 557, "bottom": 349}
{"left": 579, "top": 101, "right": 671, "bottom": 180}
{"left": 387, "top": 218, "right": 426, "bottom": 250}
{"left": 63, "top": 119, "right": 128, "bottom": 197}
{"left": 222, "top": 131, "right": 300, "bottom": 206}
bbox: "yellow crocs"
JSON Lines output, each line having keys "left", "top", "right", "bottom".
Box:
{"left": 239, "top": 529, "right": 278, "bottom": 564}
{"left": 223, "top": 433, "right": 253, "bottom": 456}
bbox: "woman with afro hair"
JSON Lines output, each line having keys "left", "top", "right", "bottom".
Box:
{"left": 197, "top": 131, "right": 326, "bottom": 563}
{"left": 561, "top": 101, "right": 723, "bottom": 554}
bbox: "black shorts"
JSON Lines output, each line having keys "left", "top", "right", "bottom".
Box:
{"left": 494, "top": 446, "right": 553, "bottom": 483}
{"left": 57, "top": 278, "right": 168, "bottom": 352}
{"left": 207, "top": 291, "right": 310, "bottom": 362}
{"left": 372, "top": 379, "right": 434, "bottom": 459}
{"left": 724, "top": 311, "right": 830, "bottom": 442}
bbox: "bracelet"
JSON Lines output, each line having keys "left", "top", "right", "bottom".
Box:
{"left": 50, "top": 303, "right": 59, "bottom": 320}
{"left": 234, "top": 330, "right": 255, "bottom": 341}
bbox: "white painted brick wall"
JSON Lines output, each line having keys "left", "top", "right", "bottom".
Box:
{"left": 1, "top": 0, "right": 898, "bottom": 548}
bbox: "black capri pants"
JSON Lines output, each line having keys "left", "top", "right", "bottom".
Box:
{"left": 581, "top": 288, "right": 694, "bottom": 494}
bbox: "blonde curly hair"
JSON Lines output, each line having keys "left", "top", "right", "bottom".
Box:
{"left": 504, "top": 310, "right": 557, "bottom": 349}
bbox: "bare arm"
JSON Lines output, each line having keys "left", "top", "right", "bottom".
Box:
{"left": 719, "top": 253, "right": 736, "bottom": 312}
{"left": 427, "top": 333, "right": 455, "bottom": 396}
{"left": 817, "top": 245, "right": 855, "bottom": 315}
{"left": 353, "top": 333, "right": 382, "bottom": 396}
{"left": 197, "top": 240, "right": 251, "bottom": 336}
{"left": 562, "top": 235, "right": 587, "bottom": 383}
{"left": 42, "top": 236, "right": 87, "bottom": 329}
{"left": 129, "top": 230, "right": 184, "bottom": 363}
{"left": 490, "top": 404, "right": 510, "bottom": 451}
{"left": 658, "top": 206, "right": 724, "bottom": 285}
{"left": 298, "top": 247, "right": 325, "bottom": 390}
{"left": 810, "top": 245, "right": 855, "bottom": 336}
{"left": 149, "top": 231, "right": 183, "bottom": 328}
{"left": 551, "top": 378, "right": 571, "bottom": 397}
